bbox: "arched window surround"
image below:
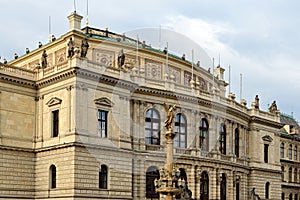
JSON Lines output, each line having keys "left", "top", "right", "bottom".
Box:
{"left": 49, "top": 164, "right": 57, "bottom": 189}
{"left": 174, "top": 113, "right": 187, "bottom": 148}
{"left": 199, "top": 118, "right": 209, "bottom": 151}
{"left": 145, "top": 108, "right": 161, "bottom": 145}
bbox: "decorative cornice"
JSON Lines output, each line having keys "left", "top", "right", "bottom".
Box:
{"left": 0, "top": 74, "right": 35, "bottom": 88}
{"left": 36, "top": 68, "right": 78, "bottom": 88}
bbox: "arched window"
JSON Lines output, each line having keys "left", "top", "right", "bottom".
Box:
{"left": 295, "top": 194, "right": 298, "bottom": 200}
{"left": 174, "top": 113, "right": 187, "bottom": 148}
{"left": 234, "top": 128, "right": 239, "bottom": 157}
{"left": 294, "top": 168, "right": 298, "bottom": 183}
{"left": 200, "top": 171, "right": 209, "bottom": 200}
{"left": 199, "top": 118, "right": 209, "bottom": 151}
{"left": 265, "top": 182, "right": 270, "bottom": 199}
{"left": 281, "top": 193, "right": 285, "bottom": 200}
{"left": 145, "top": 109, "right": 160, "bottom": 145}
{"left": 146, "top": 166, "right": 159, "bottom": 198}
{"left": 219, "top": 124, "right": 226, "bottom": 154}
{"left": 280, "top": 143, "right": 285, "bottom": 158}
{"left": 294, "top": 146, "right": 297, "bottom": 160}
{"left": 99, "top": 165, "right": 108, "bottom": 189}
{"left": 289, "top": 167, "right": 293, "bottom": 182}
{"left": 289, "top": 193, "right": 293, "bottom": 200}
{"left": 288, "top": 144, "right": 292, "bottom": 159}
{"left": 220, "top": 173, "right": 226, "bottom": 200}
{"left": 49, "top": 165, "right": 56, "bottom": 189}
{"left": 175, "top": 168, "right": 188, "bottom": 199}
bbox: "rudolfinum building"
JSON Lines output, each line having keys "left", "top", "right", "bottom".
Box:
{"left": 0, "top": 12, "right": 299, "bottom": 200}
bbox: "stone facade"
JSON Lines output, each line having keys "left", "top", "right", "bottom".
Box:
{"left": 0, "top": 13, "right": 299, "bottom": 200}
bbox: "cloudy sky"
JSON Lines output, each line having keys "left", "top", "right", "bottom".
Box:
{"left": 1, "top": 0, "right": 299, "bottom": 120}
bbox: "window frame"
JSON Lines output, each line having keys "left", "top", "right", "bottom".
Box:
{"left": 234, "top": 128, "right": 239, "bottom": 157}
{"left": 99, "top": 165, "right": 108, "bottom": 189}
{"left": 288, "top": 144, "right": 292, "bottom": 160}
{"left": 146, "top": 166, "right": 159, "bottom": 198}
{"left": 97, "top": 109, "right": 108, "bottom": 138}
{"left": 52, "top": 110, "right": 59, "bottom": 137}
{"left": 294, "top": 146, "right": 297, "bottom": 160}
{"left": 219, "top": 124, "right": 226, "bottom": 155}
{"left": 174, "top": 113, "right": 187, "bottom": 148}
{"left": 280, "top": 143, "right": 284, "bottom": 158}
{"left": 265, "top": 182, "right": 270, "bottom": 199}
{"left": 199, "top": 118, "right": 209, "bottom": 151}
{"left": 49, "top": 165, "right": 57, "bottom": 189}
{"left": 264, "top": 143, "right": 269, "bottom": 163}
{"left": 145, "top": 108, "right": 160, "bottom": 145}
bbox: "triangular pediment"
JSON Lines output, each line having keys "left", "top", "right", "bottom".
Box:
{"left": 46, "top": 97, "right": 62, "bottom": 107}
{"left": 94, "top": 97, "right": 114, "bottom": 107}
{"left": 262, "top": 135, "right": 273, "bottom": 142}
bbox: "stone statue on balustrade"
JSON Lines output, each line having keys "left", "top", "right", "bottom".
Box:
{"left": 41, "top": 50, "right": 47, "bottom": 69}
{"left": 269, "top": 100, "right": 278, "bottom": 113}
{"left": 67, "top": 38, "right": 75, "bottom": 58}
{"left": 117, "top": 49, "right": 125, "bottom": 69}
{"left": 81, "top": 38, "right": 89, "bottom": 58}
{"left": 254, "top": 95, "right": 259, "bottom": 109}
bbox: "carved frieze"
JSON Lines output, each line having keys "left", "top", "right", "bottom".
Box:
{"left": 124, "top": 54, "right": 137, "bottom": 70}
{"left": 184, "top": 71, "right": 192, "bottom": 86}
{"left": 55, "top": 48, "right": 67, "bottom": 65}
{"left": 199, "top": 77, "right": 208, "bottom": 91}
{"left": 47, "top": 53, "right": 53, "bottom": 68}
{"left": 29, "top": 59, "right": 39, "bottom": 70}
{"left": 92, "top": 49, "right": 115, "bottom": 67}
{"left": 168, "top": 66, "right": 181, "bottom": 84}
{"left": 145, "top": 59, "right": 162, "bottom": 80}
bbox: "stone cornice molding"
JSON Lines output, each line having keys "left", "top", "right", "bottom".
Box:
{"left": 0, "top": 73, "right": 36, "bottom": 88}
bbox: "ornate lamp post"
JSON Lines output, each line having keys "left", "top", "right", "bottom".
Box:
{"left": 154, "top": 104, "right": 186, "bottom": 200}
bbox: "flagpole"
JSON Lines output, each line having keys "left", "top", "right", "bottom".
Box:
{"left": 212, "top": 57, "right": 215, "bottom": 90}
{"left": 229, "top": 65, "right": 231, "bottom": 94}
{"left": 192, "top": 49, "right": 194, "bottom": 80}
{"left": 240, "top": 73, "right": 243, "bottom": 101}
{"left": 166, "top": 42, "right": 168, "bottom": 75}
{"left": 136, "top": 35, "right": 139, "bottom": 72}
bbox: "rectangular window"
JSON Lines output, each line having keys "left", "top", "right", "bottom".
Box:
{"left": 52, "top": 110, "right": 59, "bottom": 137}
{"left": 98, "top": 110, "right": 108, "bottom": 138}
{"left": 264, "top": 144, "right": 269, "bottom": 163}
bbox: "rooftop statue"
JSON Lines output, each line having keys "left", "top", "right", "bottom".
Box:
{"left": 254, "top": 95, "right": 259, "bottom": 109}
{"left": 163, "top": 103, "right": 176, "bottom": 132}
{"left": 269, "top": 100, "right": 278, "bottom": 113}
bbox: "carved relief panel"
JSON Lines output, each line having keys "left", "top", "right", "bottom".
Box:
{"left": 168, "top": 66, "right": 181, "bottom": 84}
{"left": 47, "top": 53, "right": 53, "bottom": 68}
{"left": 184, "top": 71, "right": 192, "bottom": 86}
{"left": 145, "top": 59, "right": 162, "bottom": 80}
{"left": 199, "top": 77, "right": 208, "bottom": 91}
{"left": 92, "top": 49, "right": 115, "bottom": 67}
{"left": 29, "top": 59, "right": 39, "bottom": 70}
{"left": 124, "top": 54, "right": 137, "bottom": 70}
{"left": 55, "top": 48, "right": 66, "bottom": 65}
